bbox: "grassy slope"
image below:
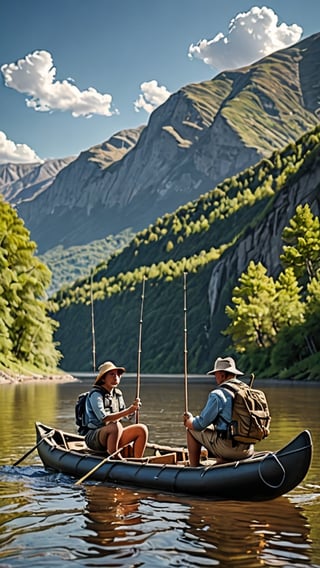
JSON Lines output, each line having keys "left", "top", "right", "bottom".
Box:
{"left": 183, "top": 40, "right": 319, "bottom": 156}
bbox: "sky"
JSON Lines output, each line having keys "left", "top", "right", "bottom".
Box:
{"left": 1, "top": 0, "right": 319, "bottom": 164}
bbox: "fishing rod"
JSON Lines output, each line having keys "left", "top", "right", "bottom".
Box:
{"left": 135, "top": 276, "right": 146, "bottom": 423}
{"left": 90, "top": 269, "right": 96, "bottom": 372}
{"left": 183, "top": 272, "right": 189, "bottom": 414}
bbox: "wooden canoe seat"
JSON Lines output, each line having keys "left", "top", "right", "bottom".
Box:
{"left": 67, "top": 440, "right": 88, "bottom": 451}
{"left": 146, "top": 452, "right": 177, "bottom": 465}
{"left": 126, "top": 452, "right": 177, "bottom": 465}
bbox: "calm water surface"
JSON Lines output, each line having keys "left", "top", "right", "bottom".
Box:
{"left": 0, "top": 377, "right": 319, "bottom": 567}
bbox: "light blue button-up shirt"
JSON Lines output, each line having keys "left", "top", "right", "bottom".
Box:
{"left": 192, "top": 387, "right": 233, "bottom": 431}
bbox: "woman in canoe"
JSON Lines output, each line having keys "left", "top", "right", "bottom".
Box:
{"left": 84, "top": 361, "right": 148, "bottom": 458}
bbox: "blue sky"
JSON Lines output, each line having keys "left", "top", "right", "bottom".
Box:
{"left": 1, "top": 0, "right": 319, "bottom": 164}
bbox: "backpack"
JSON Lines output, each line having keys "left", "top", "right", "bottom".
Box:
{"left": 221, "top": 380, "right": 271, "bottom": 444}
{"left": 75, "top": 386, "right": 126, "bottom": 435}
{"left": 75, "top": 386, "right": 105, "bottom": 435}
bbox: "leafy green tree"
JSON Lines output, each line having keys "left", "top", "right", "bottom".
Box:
{"left": 225, "top": 205, "right": 320, "bottom": 375}
{"left": 271, "top": 268, "right": 304, "bottom": 331}
{"left": 280, "top": 204, "right": 320, "bottom": 282}
{"left": 304, "top": 275, "right": 320, "bottom": 353}
{"left": 269, "top": 274, "right": 320, "bottom": 374}
{"left": 0, "top": 241, "right": 15, "bottom": 364}
{"left": 306, "top": 275, "right": 320, "bottom": 315}
{"left": 224, "top": 261, "right": 277, "bottom": 351}
{"left": 0, "top": 196, "right": 61, "bottom": 370}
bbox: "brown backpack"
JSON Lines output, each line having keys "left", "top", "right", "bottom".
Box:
{"left": 221, "top": 380, "right": 271, "bottom": 444}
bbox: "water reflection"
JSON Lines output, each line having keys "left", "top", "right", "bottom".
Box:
{"left": 0, "top": 379, "right": 319, "bottom": 567}
{"left": 83, "top": 484, "right": 311, "bottom": 567}
{"left": 0, "top": 382, "right": 60, "bottom": 462}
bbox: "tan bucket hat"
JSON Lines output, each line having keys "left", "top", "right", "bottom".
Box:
{"left": 94, "top": 361, "right": 126, "bottom": 384}
{"left": 207, "top": 356, "right": 243, "bottom": 376}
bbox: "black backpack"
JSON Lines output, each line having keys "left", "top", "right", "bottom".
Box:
{"left": 75, "top": 386, "right": 126, "bottom": 435}
{"left": 75, "top": 386, "right": 105, "bottom": 435}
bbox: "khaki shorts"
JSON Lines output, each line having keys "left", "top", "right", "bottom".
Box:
{"left": 189, "top": 425, "right": 254, "bottom": 461}
{"left": 85, "top": 428, "right": 107, "bottom": 453}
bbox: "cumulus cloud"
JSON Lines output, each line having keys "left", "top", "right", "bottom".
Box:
{"left": 1, "top": 50, "right": 117, "bottom": 118}
{"left": 188, "top": 6, "right": 303, "bottom": 71}
{"left": 134, "top": 80, "right": 171, "bottom": 114}
{"left": 0, "top": 131, "right": 43, "bottom": 164}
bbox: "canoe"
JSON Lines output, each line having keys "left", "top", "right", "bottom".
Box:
{"left": 35, "top": 422, "right": 312, "bottom": 501}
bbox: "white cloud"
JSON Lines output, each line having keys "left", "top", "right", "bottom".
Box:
{"left": 0, "top": 131, "right": 43, "bottom": 165}
{"left": 134, "top": 80, "right": 171, "bottom": 114}
{"left": 1, "top": 50, "right": 117, "bottom": 118}
{"left": 188, "top": 6, "right": 303, "bottom": 71}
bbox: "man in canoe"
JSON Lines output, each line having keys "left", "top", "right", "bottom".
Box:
{"left": 84, "top": 361, "right": 148, "bottom": 458}
{"left": 183, "top": 357, "right": 254, "bottom": 466}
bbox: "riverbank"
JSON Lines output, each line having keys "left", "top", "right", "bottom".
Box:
{"left": 0, "top": 368, "right": 79, "bottom": 384}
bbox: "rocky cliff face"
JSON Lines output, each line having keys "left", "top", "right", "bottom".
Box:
{"left": 207, "top": 157, "right": 320, "bottom": 350}
{"left": 4, "top": 33, "right": 320, "bottom": 254}
{"left": 0, "top": 157, "right": 75, "bottom": 204}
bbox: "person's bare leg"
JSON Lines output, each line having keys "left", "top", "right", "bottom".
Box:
{"left": 120, "top": 424, "right": 148, "bottom": 458}
{"left": 186, "top": 430, "right": 202, "bottom": 466}
{"left": 99, "top": 422, "right": 123, "bottom": 454}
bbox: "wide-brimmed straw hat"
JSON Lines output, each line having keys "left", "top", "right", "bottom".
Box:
{"left": 94, "top": 361, "right": 126, "bottom": 384}
{"left": 207, "top": 356, "right": 243, "bottom": 376}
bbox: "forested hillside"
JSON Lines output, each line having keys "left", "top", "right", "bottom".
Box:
{"left": 0, "top": 197, "right": 61, "bottom": 373}
{"left": 40, "top": 228, "right": 134, "bottom": 296}
{"left": 52, "top": 125, "right": 320, "bottom": 378}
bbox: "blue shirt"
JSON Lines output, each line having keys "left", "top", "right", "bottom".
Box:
{"left": 85, "top": 387, "right": 126, "bottom": 429}
{"left": 192, "top": 387, "right": 233, "bottom": 431}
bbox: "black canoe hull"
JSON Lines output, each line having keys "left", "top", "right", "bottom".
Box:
{"left": 35, "top": 422, "right": 312, "bottom": 501}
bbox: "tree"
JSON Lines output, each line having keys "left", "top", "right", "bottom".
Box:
{"left": 166, "top": 240, "right": 174, "bottom": 253}
{"left": 0, "top": 196, "right": 61, "bottom": 370}
{"left": 224, "top": 261, "right": 277, "bottom": 351}
{"left": 280, "top": 204, "right": 320, "bottom": 283}
{"left": 225, "top": 206, "right": 320, "bottom": 375}
{"left": 304, "top": 275, "right": 320, "bottom": 353}
{"left": 271, "top": 268, "right": 304, "bottom": 332}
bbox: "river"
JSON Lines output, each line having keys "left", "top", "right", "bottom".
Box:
{"left": 0, "top": 376, "right": 319, "bottom": 567}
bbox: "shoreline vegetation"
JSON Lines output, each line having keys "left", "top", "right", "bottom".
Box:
{"left": 0, "top": 368, "right": 79, "bottom": 385}
{"left": 1, "top": 369, "right": 318, "bottom": 385}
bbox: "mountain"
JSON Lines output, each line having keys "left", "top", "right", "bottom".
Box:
{"left": 5, "top": 32, "right": 320, "bottom": 256}
{"left": 51, "top": 125, "right": 320, "bottom": 374}
{"left": 0, "top": 157, "right": 75, "bottom": 204}
{"left": 40, "top": 228, "right": 135, "bottom": 296}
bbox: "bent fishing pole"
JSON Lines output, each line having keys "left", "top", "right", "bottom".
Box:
{"left": 135, "top": 276, "right": 146, "bottom": 423}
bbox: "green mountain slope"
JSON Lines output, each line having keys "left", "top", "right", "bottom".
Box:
{"left": 40, "top": 229, "right": 134, "bottom": 295}
{"left": 51, "top": 125, "right": 320, "bottom": 375}
{"left": 183, "top": 32, "right": 320, "bottom": 156}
